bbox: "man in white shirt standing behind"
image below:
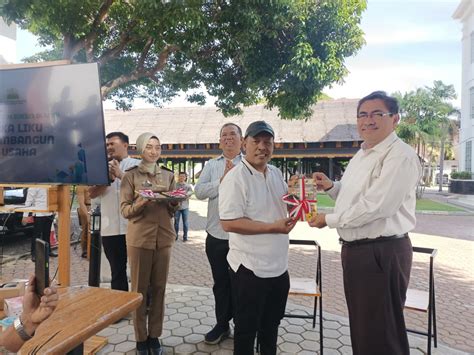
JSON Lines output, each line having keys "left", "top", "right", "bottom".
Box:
{"left": 89, "top": 132, "right": 139, "bottom": 291}
{"left": 219, "top": 121, "right": 296, "bottom": 355}
{"left": 194, "top": 123, "right": 243, "bottom": 344}
{"left": 309, "top": 91, "right": 422, "bottom": 355}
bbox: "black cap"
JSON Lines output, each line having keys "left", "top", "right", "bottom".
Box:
{"left": 244, "top": 121, "right": 275, "bottom": 138}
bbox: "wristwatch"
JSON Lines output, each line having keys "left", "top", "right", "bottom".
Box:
{"left": 14, "top": 317, "right": 33, "bottom": 341}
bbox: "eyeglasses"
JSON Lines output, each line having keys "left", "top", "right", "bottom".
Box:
{"left": 357, "top": 112, "right": 394, "bottom": 120}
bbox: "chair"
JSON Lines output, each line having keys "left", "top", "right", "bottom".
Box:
{"left": 285, "top": 239, "right": 323, "bottom": 354}
{"left": 405, "top": 246, "right": 438, "bottom": 355}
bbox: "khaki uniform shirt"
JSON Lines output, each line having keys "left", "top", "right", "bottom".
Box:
{"left": 120, "top": 164, "right": 177, "bottom": 250}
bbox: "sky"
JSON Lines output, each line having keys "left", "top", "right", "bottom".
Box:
{"left": 15, "top": 0, "right": 463, "bottom": 108}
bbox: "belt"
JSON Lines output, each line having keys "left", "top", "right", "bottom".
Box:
{"left": 339, "top": 233, "right": 408, "bottom": 246}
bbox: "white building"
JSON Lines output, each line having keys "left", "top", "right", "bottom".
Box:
{"left": 454, "top": 1, "right": 474, "bottom": 177}
{"left": 0, "top": 17, "right": 16, "bottom": 64}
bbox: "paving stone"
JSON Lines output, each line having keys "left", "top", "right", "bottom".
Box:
{"left": 96, "top": 327, "right": 117, "bottom": 337}
{"left": 220, "top": 338, "right": 234, "bottom": 350}
{"left": 118, "top": 325, "right": 135, "bottom": 335}
{"left": 177, "top": 306, "right": 196, "bottom": 314}
{"left": 325, "top": 329, "right": 342, "bottom": 339}
{"left": 193, "top": 324, "right": 212, "bottom": 335}
{"left": 163, "top": 320, "right": 180, "bottom": 330}
{"left": 281, "top": 332, "right": 304, "bottom": 343}
{"left": 211, "top": 349, "right": 233, "bottom": 355}
{"left": 162, "top": 335, "right": 184, "bottom": 347}
{"left": 172, "top": 326, "right": 192, "bottom": 337}
{"left": 165, "top": 308, "right": 177, "bottom": 315}
{"left": 197, "top": 342, "right": 220, "bottom": 352}
{"left": 300, "top": 339, "right": 320, "bottom": 351}
{"left": 285, "top": 324, "right": 305, "bottom": 334}
{"left": 278, "top": 341, "right": 302, "bottom": 353}
{"left": 200, "top": 316, "right": 217, "bottom": 326}
{"left": 168, "top": 302, "right": 185, "bottom": 309}
{"left": 114, "top": 341, "right": 136, "bottom": 353}
{"left": 196, "top": 305, "right": 213, "bottom": 312}
{"left": 127, "top": 333, "right": 136, "bottom": 342}
{"left": 189, "top": 311, "right": 207, "bottom": 319}
{"left": 169, "top": 313, "right": 188, "bottom": 321}
{"left": 339, "top": 335, "right": 352, "bottom": 346}
{"left": 324, "top": 320, "right": 341, "bottom": 329}
{"left": 302, "top": 330, "right": 320, "bottom": 341}
{"left": 324, "top": 338, "right": 343, "bottom": 349}
{"left": 174, "top": 343, "right": 197, "bottom": 353}
{"left": 339, "top": 345, "right": 353, "bottom": 354}
{"left": 96, "top": 344, "right": 115, "bottom": 354}
{"left": 108, "top": 333, "right": 128, "bottom": 345}
{"left": 181, "top": 318, "right": 201, "bottom": 328}
{"left": 184, "top": 333, "right": 203, "bottom": 344}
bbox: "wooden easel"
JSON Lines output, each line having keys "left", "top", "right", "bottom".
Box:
{"left": 0, "top": 184, "right": 71, "bottom": 286}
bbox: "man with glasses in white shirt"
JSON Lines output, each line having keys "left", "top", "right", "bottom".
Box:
{"left": 309, "top": 91, "right": 422, "bottom": 355}
{"left": 194, "top": 123, "right": 243, "bottom": 344}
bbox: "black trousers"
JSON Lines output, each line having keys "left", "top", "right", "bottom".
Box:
{"left": 341, "top": 236, "right": 412, "bottom": 355}
{"left": 102, "top": 235, "right": 129, "bottom": 291}
{"left": 230, "top": 265, "right": 289, "bottom": 355}
{"left": 31, "top": 216, "right": 54, "bottom": 256}
{"left": 205, "top": 234, "right": 233, "bottom": 326}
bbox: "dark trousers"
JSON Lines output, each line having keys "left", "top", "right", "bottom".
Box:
{"left": 102, "top": 235, "right": 129, "bottom": 291}
{"left": 205, "top": 234, "right": 232, "bottom": 326}
{"left": 31, "top": 216, "right": 53, "bottom": 256}
{"left": 230, "top": 265, "right": 289, "bottom": 355}
{"left": 341, "top": 236, "right": 413, "bottom": 355}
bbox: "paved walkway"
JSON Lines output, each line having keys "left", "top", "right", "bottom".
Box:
{"left": 1, "top": 195, "right": 473, "bottom": 354}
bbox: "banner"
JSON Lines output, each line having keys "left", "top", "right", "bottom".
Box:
{"left": 0, "top": 63, "right": 109, "bottom": 185}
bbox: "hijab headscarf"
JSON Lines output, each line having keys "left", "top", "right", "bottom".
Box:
{"left": 136, "top": 132, "right": 159, "bottom": 175}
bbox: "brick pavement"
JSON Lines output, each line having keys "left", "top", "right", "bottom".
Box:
{"left": 1, "top": 198, "right": 473, "bottom": 353}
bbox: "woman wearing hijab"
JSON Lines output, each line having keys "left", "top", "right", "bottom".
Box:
{"left": 120, "top": 132, "right": 178, "bottom": 355}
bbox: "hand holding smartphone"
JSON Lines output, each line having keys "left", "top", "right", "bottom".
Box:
{"left": 35, "top": 239, "right": 50, "bottom": 296}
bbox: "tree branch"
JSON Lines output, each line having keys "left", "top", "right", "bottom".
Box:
{"left": 138, "top": 37, "right": 154, "bottom": 70}
{"left": 98, "top": 20, "right": 138, "bottom": 66}
{"left": 70, "top": 0, "right": 116, "bottom": 60}
{"left": 101, "top": 44, "right": 179, "bottom": 97}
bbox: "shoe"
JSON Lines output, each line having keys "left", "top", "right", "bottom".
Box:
{"left": 183, "top": 238, "right": 188, "bottom": 242}
{"left": 175, "top": 235, "right": 178, "bottom": 241}
{"left": 136, "top": 341, "right": 148, "bottom": 355}
{"left": 148, "top": 337, "right": 163, "bottom": 355}
{"left": 81, "top": 251, "right": 87, "bottom": 258}
{"left": 31, "top": 255, "right": 36, "bottom": 262}
{"left": 204, "top": 324, "right": 230, "bottom": 345}
{"left": 49, "top": 251, "right": 58, "bottom": 257}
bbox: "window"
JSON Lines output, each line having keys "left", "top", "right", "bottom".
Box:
{"left": 466, "top": 141, "right": 472, "bottom": 173}
{"left": 471, "top": 32, "right": 474, "bottom": 63}
{"left": 471, "top": 87, "right": 474, "bottom": 119}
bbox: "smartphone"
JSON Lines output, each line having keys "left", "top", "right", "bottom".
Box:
{"left": 35, "top": 239, "right": 50, "bottom": 296}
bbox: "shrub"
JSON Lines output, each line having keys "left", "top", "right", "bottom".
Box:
{"left": 451, "top": 171, "right": 473, "bottom": 179}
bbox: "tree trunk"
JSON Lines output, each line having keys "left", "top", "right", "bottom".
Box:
{"left": 438, "top": 137, "right": 445, "bottom": 192}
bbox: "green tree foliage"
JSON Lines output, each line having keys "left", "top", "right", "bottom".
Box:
{"left": 394, "top": 81, "right": 459, "bottom": 186}
{"left": 1, "top": 0, "right": 366, "bottom": 118}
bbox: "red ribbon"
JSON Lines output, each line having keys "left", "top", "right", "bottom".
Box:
{"left": 282, "top": 176, "right": 316, "bottom": 221}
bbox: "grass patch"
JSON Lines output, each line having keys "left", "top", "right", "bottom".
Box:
{"left": 415, "top": 199, "right": 465, "bottom": 212}
{"left": 316, "top": 194, "right": 465, "bottom": 212}
{"left": 316, "top": 193, "right": 335, "bottom": 208}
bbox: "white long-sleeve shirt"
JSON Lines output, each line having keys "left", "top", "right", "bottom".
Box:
{"left": 194, "top": 153, "right": 242, "bottom": 240}
{"left": 22, "top": 188, "right": 53, "bottom": 217}
{"left": 325, "top": 132, "right": 422, "bottom": 241}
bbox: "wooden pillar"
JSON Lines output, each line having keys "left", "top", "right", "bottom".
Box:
{"left": 328, "top": 157, "right": 334, "bottom": 180}
{"left": 0, "top": 187, "right": 4, "bottom": 206}
{"left": 57, "top": 185, "right": 71, "bottom": 286}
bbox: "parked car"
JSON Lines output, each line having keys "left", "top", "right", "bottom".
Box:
{"left": 0, "top": 188, "right": 34, "bottom": 239}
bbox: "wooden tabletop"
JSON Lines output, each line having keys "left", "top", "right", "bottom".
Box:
{"left": 19, "top": 286, "right": 142, "bottom": 354}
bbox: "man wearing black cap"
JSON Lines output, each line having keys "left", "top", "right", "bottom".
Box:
{"left": 219, "top": 120, "right": 296, "bottom": 354}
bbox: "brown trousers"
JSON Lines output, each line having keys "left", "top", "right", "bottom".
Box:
{"left": 128, "top": 245, "right": 172, "bottom": 341}
{"left": 78, "top": 207, "right": 90, "bottom": 254}
{"left": 341, "top": 236, "right": 412, "bottom": 355}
